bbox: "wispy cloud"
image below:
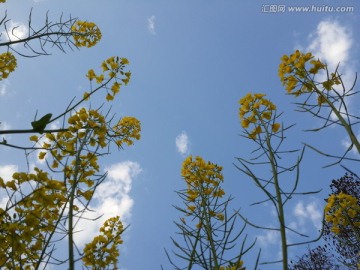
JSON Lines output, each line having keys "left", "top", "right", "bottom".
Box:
{"left": 341, "top": 132, "right": 360, "bottom": 156}
{"left": 74, "top": 161, "right": 142, "bottom": 246}
{"left": 257, "top": 228, "right": 279, "bottom": 247}
{"left": 305, "top": 19, "right": 357, "bottom": 146}
{"left": 0, "top": 164, "right": 18, "bottom": 182}
{"left": 2, "top": 21, "right": 28, "bottom": 44}
{"left": 307, "top": 20, "right": 353, "bottom": 69}
{"left": 0, "top": 122, "right": 12, "bottom": 142}
{"left": 176, "top": 131, "right": 190, "bottom": 156}
{"left": 293, "top": 200, "right": 323, "bottom": 230}
{"left": 0, "top": 80, "right": 10, "bottom": 96}
{"left": 147, "top": 15, "right": 156, "bottom": 35}
{"left": 305, "top": 19, "right": 355, "bottom": 95}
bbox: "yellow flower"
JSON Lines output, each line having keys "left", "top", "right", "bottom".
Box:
{"left": 187, "top": 205, "right": 196, "bottom": 212}
{"left": 83, "top": 92, "right": 90, "bottom": 100}
{"left": 261, "top": 111, "right": 272, "bottom": 120}
{"left": 29, "top": 135, "right": 39, "bottom": 142}
{"left": 83, "top": 216, "right": 123, "bottom": 267}
{"left": 322, "top": 80, "right": 334, "bottom": 91}
{"left": 317, "top": 94, "right": 327, "bottom": 105}
{"left": 38, "top": 151, "right": 47, "bottom": 160}
{"left": 278, "top": 50, "right": 329, "bottom": 96}
{"left": 113, "top": 116, "right": 141, "bottom": 146}
{"left": 309, "top": 59, "right": 326, "bottom": 74}
{"left": 95, "top": 74, "right": 104, "bottom": 84}
{"left": 121, "top": 58, "right": 130, "bottom": 65}
{"left": 325, "top": 192, "right": 360, "bottom": 234}
{"left": 348, "top": 208, "right": 357, "bottom": 218}
{"left": 216, "top": 213, "right": 225, "bottom": 221}
{"left": 0, "top": 177, "right": 6, "bottom": 188}
{"left": 331, "top": 226, "right": 340, "bottom": 234}
{"left": 111, "top": 82, "right": 121, "bottom": 95}
{"left": 213, "top": 189, "right": 225, "bottom": 197}
{"left": 249, "top": 125, "right": 262, "bottom": 139}
{"left": 272, "top": 123, "right": 281, "bottom": 133}
{"left": 106, "top": 93, "right": 114, "bottom": 101}
{"left": 254, "top": 93, "right": 266, "bottom": 99}
{"left": 241, "top": 118, "right": 250, "bottom": 128}
{"left": 238, "top": 93, "right": 277, "bottom": 134}
{"left": 86, "top": 69, "right": 96, "bottom": 80}
{"left": 71, "top": 21, "right": 102, "bottom": 48}
{"left": 0, "top": 52, "right": 17, "bottom": 80}
{"left": 6, "top": 180, "right": 17, "bottom": 191}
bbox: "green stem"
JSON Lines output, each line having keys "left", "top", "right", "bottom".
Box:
{"left": 315, "top": 85, "right": 360, "bottom": 154}
{"left": 67, "top": 130, "right": 89, "bottom": 270}
{"left": 202, "top": 198, "right": 219, "bottom": 269}
{"left": 187, "top": 214, "right": 202, "bottom": 270}
{"left": 266, "top": 137, "right": 288, "bottom": 270}
{"left": 257, "top": 111, "right": 288, "bottom": 270}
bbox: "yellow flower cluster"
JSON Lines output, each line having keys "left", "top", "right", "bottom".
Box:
{"left": 220, "top": 260, "right": 246, "bottom": 270}
{"left": 278, "top": 50, "right": 341, "bottom": 100}
{"left": 239, "top": 93, "right": 280, "bottom": 139}
{"left": 84, "top": 56, "right": 131, "bottom": 102}
{"left": 67, "top": 108, "right": 107, "bottom": 147}
{"left": 325, "top": 192, "right": 360, "bottom": 234}
{"left": 181, "top": 156, "right": 225, "bottom": 220}
{"left": 112, "top": 116, "right": 141, "bottom": 147}
{"left": 32, "top": 108, "right": 140, "bottom": 192}
{"left": 0, "top": 168, "right": 67, "bottom": 268}
{"left": 37, "top": 108, "right": 106, "bottom": 163}
{"left": 31, "top": 109, "right": 104, "bottom": 198}
{"left": 0, "top": 52, "right": 17, "bottom": 80}
{"left": 278, "top": 50, "right": 317, "bottom": 95}
{"left": 82, "top": 216, "right": 124, "bottom": 268}
{"left": 71, "top": 20, "right": 102, "bottom": 48}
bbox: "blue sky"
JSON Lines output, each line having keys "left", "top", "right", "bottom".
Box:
{"left": 1, "top": 1, "right": 360, "bottom": 269}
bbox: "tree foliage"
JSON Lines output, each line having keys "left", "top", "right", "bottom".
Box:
{"left": 289, "top": 173, "right": 360, "bottom": 270}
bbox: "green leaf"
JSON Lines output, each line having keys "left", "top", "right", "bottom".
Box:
{"left": 31, "top": 113, "right": 52, "bottom": 133}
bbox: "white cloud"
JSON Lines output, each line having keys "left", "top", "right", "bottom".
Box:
{"left": 305, "top": 20, "right": 357, "bottom": 135}
{"left": 74, "top": 161, "right": 141, "bottom": 246}
{"left": 307, "top": 20, "right": 352, "bottom": 69}
{"left": 2, "top": 21, "right": 28, "bottom": 44}
{"left": 0, "top": 164, "right": 18, "bottom": 181}
{"left": 257, "top": 229, "right": 279, "bottom": 247}
{"left": 0, "top": 121, "right": 11, "bottom": 130}
{"left": 0, "top": 80, "right": 10, "bottom": 96}
{"left": 293, "top": 200, "right": 323, "bottom": 230}
{"left": 147, "top": 15, "right": 156, "bottom": 35}
{"left": 0, "top": 196, "right": 8, "bottom": 209}
{"left": 175, "top": 131, "right": 190, "bottom": 156}
{"left": 341, "top": 132, "right": 360, "bottom": 156}
{"left": 306, "top": 19, "right": 355, "bottom": 94}
{"left": 0, "top": 121, "right": 12, "bottom": 143}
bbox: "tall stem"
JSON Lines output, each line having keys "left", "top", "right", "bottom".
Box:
{"left": 67, "top": 130, "right": 88, "bottom": 270}
{"left": 260, "top": 113, "right": 288, "bottom": 270}
{"left": 268, "top": 144, "right": 288, "bottom": 270}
